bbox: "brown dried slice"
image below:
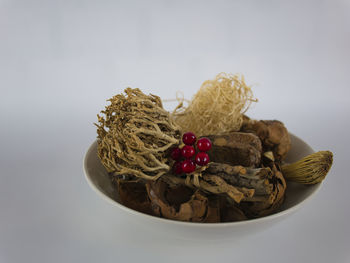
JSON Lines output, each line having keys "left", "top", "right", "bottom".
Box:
{"left": 241, "top": 119, "right": 291, "bottom": 161}
{"left": 146, "top": 180, "right": 209, "bottom": 222}
{"left": 206, "top": 163, "right": 273, "bottom": 196}
{"left": 220, "top": 200, "right": 247, "bottom": 222}
{"left": 203, "top": 196, "right": 221, "bottom": 223}
{"left": 206, "top": 132, "right": 262, "bottom": 167}
{"left": 237, "top": 164, "right": 287, "bottom": 218}
{"left": 117, "top": 179, "right": 154, "bottom": 215}
{"left": 161, "top": 169, "right": 255, "bottom": 204}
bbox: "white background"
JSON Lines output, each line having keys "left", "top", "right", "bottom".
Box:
{"left": 1, "top": 0, "right": 350, "bottom": 262}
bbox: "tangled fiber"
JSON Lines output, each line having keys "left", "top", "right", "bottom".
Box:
{"left": 172, "top": 73, "right": 257, "bottom": 137}
{"left": 96, "top": 88, "right": 181, "bottom": 180}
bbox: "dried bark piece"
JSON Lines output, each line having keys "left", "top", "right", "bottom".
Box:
{"left": 203, "top": 196, "right": 221, "bottom": 223}
{"left": 241, "top": 119, "right": 291, "bottom": 161}
{"left": 161, "top": 171, "right": 255, "bottom": 204}
{"left": 146, "top": 180, "right": 209, "bottom": 222}
{"left": 237, "top": 164, "right": 287, "bottom": 218}
{"left": 145, "top": 179, "right": 243, "bottom": 223}
{"left": 206, "top": 132, "right": 262, "bottom": 167}
{"left": 117, "top": 179, "right": 154, "bottom": 215}
{"left": 206, "top": 162, "right": 273, "bottom": 196}
{"left": 220, "top": 198, "right": 248, "bottom": 222}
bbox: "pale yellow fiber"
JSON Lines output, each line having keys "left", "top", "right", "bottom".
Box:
{"left": 172, "top": 73, "right": 257, "bottom": 137}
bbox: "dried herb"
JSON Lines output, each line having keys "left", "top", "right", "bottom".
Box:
{"left": 96, "top": 88, "right": 181, "bottom": 180}
{"left": 206, "top": 132, "right": 262, "bottom": 167}
{"left": 94, "top": 75, "right": 333, "bottom": 223}
{"left": 282, "top": 151, "right": 333, "bottom": 184}
{"left": 172, "top": 73, "right": 257, "bottom": 137}
{"left": 241, "top": 118, "right": 291, "bottom": 161}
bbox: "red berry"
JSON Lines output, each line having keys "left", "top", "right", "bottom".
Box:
{"left": 195, "top": 152, "right": 210, "bottom": 166}
{"left": 170, "top": 147, "right": 181, "bottom": 160}
{"left": 173, "top": 161, "right": 183, "bottom": 174}
{"left": 197, "top": 137, "right": 212, "bottom": 152}
{"left": 182, "top": 132, "right": 196, "bottom": 145}
{"left": 181, "top": 159, "right": 196, "bottom": 173}
{"left": 181, "top": 145, "right": 195, "bottom": 158}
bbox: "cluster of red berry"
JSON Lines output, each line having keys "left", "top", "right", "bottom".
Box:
{"left": 171, "top": 132, "right": 212, "bottom": 174}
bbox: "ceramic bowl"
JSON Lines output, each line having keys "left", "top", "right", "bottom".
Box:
{"left": 83, "top": 133, "right": 321, "bottom": 240}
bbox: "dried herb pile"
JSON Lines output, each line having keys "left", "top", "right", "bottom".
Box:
{"left": 95, "top": 74, "right": 333, "bottom": 223}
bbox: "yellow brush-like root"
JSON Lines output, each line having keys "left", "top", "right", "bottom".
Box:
{"left": 281, "top": 151, "right": 333, "bottom": 184}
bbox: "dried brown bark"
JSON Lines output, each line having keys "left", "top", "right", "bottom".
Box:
{"left": 206, "top": 132, "right": 262, "bottom": 167}
{"left": 219, "top": 197, "right": 248, "bottom": 222}
{"left": 117, "top": 159, "right": 287, "bottom": 221}
{"left": 117, "top": 179, "right": 154, "bottom": 215}
{"left": 161, "top": 171, "right": 255, "bottom": 204}
{"left": 241, "top": 119, "right": 291, "bottom": 161}
{"left": 205, "top": 163, "right": 273, "bottom": 196}
{"left": 199, "top": 162, "right": 286, "bottom": 218}
{"left": 146, "top": 180, "right": 211, "bottom": 222}
{"left": 145, "top": 180, "right": 248, "bottom": 223}
{"left": 237, "top": 164, "right": 287, "bottom": 218}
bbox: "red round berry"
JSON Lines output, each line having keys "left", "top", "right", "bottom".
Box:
{"left": 195, "top": 152, "right": 210, "bottom": 166}
{"left": 170, "top": 147, "right": 181, "bottom": 160}
{"left": 181, "top": 159, "right": 196, "bottom": 173}
{"left": 197, "top": 137, "right": 212, "bottom": 152}
{"left": 181, "top": 145, "right": 195, "bottom": 158}
{"left": 182, "top": 132, "right": 196, "bottom": 145}
{"left": 173, "top": 161, "right": 183, "bottom": 174}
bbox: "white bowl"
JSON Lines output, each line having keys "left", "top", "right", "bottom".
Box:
{"left": 83, "top": 133, "right": 321, "bottom": 240}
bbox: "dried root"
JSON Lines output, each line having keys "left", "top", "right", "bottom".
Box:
{"left": 241, "top": 118, "right": 291, "bottom": 161}
{"left": 282, "top": 151, "right": 333, "bottom": 184}
{"left": 96, "top": 88, "right": 181, "bottom": 180}
{"left": 172, "top": 73, "right": 257, "bottom": 137}
{"left": 94, "top": 79, "right": 330, "bottom": 223}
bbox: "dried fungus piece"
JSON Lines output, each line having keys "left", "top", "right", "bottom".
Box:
{"left": 206, "top": 132, "right": 262, "bottom": 167}
{"left": 96, "top": 88, "right": 181, "bottom": 180}
{"left": 241, "top": 119, "right": 291, "bottom": 161}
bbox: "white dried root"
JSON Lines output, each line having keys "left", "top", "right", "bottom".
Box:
{"left": 172, "top": 73, "right": 257, "bottom": 137}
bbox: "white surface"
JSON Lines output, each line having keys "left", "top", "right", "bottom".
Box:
{"left": 0, "top": 0, "right": 349, "bottom": 262}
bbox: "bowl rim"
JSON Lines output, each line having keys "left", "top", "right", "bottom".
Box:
{"left": 83, "top": 133, "right": 322, "bottom": 227}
